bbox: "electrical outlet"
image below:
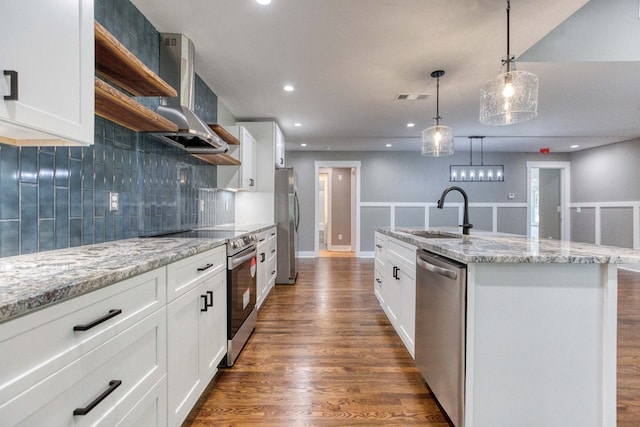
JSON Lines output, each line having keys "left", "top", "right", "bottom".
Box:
{"left": 577, "top": 207, "right": 582, "bottom": 213}
{"left": 338, "top": 234, "right": 343, "bottom": 240}
{"left": 109, "top": 192, "right": 118, "bottom": 211}
{"left": 508, "top": 192, "right": 515, "bottom": 200}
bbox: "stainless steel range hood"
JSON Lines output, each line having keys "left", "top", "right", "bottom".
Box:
{"left": 150, "top": 33, "right": 228, "bottom": 154}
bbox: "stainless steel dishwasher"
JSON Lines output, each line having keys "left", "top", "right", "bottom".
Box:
{"left": 415, "top": 249, "right": 467, "bottom": 427}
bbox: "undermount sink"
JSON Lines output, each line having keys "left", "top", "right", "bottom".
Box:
{"left": 406, "top": 230, "right": 461, "bottom": 239}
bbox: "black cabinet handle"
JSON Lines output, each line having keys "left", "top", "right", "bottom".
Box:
{"left": 260, "top": 252, "right": 266, "bottom": 262}
{"left": 259, "top": 238, "right": 266, "bottom": 242}
{"left": 206, "top": 290, "right": 214, "bottom": 307}
{"left": 197, "top": 263, "right": 214, "bottom": 272}
{"left": 271, "top": 270, "right": 276, "bottom": 275}
{"left": 73, "top": 309, "right": 122, "bottom": 331}
{"left": 392, "top": 266, "right": 401, "bottom": 280}
{"left": 271, "top": 249, "right": 276, "bottom": 254}
{"left": 73, "top": 380, "right": 122, "bottom": 416}
{"left": 376, "top": 278, "right": 382, "bottom": 284}
{"left": 249, "top": 178, "right": 255, "bottom": 187}
{"left": 201, "top": 295, "right": 208, "bottom": 312}
{"left": 270, "top": 232, "right": 276, "bottom": 236}
{"left": 376, "top": 244, "right": 382, "bottom": 249}
{"left": 279, "top": 157, "right": 283, "bottom": 165}
{"left": 3, "top": 70, "right": 18, "bottom": 101}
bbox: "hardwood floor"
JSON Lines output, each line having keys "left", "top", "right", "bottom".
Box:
{"left": 186, "top": 258, "right": 640, "bottom": 426}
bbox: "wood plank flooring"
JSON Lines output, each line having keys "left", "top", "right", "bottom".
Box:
{"left": 186, "top": 258, "right": 640, "bottom": 426}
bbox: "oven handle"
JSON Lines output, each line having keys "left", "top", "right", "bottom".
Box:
{"left": 229, "top": 247, "right": 257, "bottom": 270}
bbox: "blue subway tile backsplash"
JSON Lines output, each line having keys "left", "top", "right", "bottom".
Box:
{"left": 0, "top": 0, "right": 235, "bottom": 257}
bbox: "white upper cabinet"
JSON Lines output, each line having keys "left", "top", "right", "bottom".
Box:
{"left": 274, "top": 124, "right": 285, "bottom": 168}
{"left": 217, "top": 126, "right": 257, "bottom": 191}
{"left": 0, "top": 0, "right": 94, "bottom": 146}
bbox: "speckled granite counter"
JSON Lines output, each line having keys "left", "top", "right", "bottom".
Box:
{"left": 377, "top": 227, "right": 640, "bottom": 264}
{"left": 0, "top": 237, "right": 225, "bottom": 323}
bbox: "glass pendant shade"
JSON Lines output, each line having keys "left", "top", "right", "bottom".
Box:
{"left": 421, "top": 125, "right": 454, "bottom": 157}
{"left": 479, "top": 68, "right": 538, "bottom": 125}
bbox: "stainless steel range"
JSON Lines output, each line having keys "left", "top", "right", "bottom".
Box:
{"left": 222, "top": 231, "right": 257, "bottom": 367}
{"left": 143, "top": 228, "right": 258, "bottom": 367}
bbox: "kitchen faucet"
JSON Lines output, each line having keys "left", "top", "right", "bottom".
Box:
{"left": 437, "top": 186, "right": 473, "bottom": 235}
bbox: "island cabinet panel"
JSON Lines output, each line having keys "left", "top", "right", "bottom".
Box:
{"left": 374, "top": 231, "right": 416, "bottom": 358}
{"left": 465, "top": 262, "right": 618, "bottom": 427}
{"left": 0, "top": 0, "right": 94, "bottom": 146}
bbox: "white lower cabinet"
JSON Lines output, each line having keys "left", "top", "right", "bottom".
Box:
{"left": 0, "top": 245, "right": 229, "bottom": 427}
{"left": 0, "top": 268, "right": 167, "bottom": 427}
{"left": 374, "top": 232, "right": 416, "bottom": 358}
{"left": 0, "top": 307, "right": 167, "bottom": 426}
{"left": 256, "top": 227, "right": 277, "bottom": 310}
{"left": 166, "top": 247, "right": 227, "bottom": 427}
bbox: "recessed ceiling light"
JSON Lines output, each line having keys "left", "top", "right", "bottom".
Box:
{"left": 570, "top": 144, "right": 579, "bottom": 148}
{"left": 386, "top": 144, "right": 392, "bottom": 147}
{"left": 294, "top": 123, "right": 302, "bottom": 127}
{"left": 300, "top": 143, "right": 307, "bottom": 147}
{"left": 256, "top": 0, "right": 271, "bottom": 5}
{"left": 283, "top": 84, "right": 294, "bottom": 92}
{"left": 406, "top": 123, "right": 415, "bottom": 128}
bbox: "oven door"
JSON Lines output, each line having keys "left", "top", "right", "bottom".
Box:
{"left": 227, "top": 245, "right": 258, "bottom": 338}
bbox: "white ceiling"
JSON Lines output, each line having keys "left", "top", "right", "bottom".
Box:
{"left": 131, "top": 0, "right": 640, "bottom": 153}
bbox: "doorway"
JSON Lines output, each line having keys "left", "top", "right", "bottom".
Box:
{"left": 527, "top": 161, "right": 571, "bottom": 240}
{"left": 314, "top": 161, "right": 361, "bottom": 257}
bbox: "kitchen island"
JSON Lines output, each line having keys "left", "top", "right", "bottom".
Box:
{"left": 376, "top": 227, "right": 640, "bottom": 427}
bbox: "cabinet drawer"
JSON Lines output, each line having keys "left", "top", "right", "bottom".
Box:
{"left": 0, "top": 268, "right": 166, "bottom": 404}
{"left": 116, "top": 375, "right": 167, "bottom": 427}
{"left": 0, "top": 308, "right": 167, "bottom": 426}
{"left": 387, "top": 238, "right": 416, "bottom": 270}
{"left": 167, "top": 246, "right": 226, "bottom": 301}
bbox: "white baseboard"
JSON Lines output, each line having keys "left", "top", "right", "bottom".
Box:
{"left": 297, "top": 251, "right": 316, "bottom": 258}
{"left": 359, "top": 251, "right": 375, "bottom": 259}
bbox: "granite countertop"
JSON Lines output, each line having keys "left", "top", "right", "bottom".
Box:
{"left": 0, "top": 237, "right": 227, "bottom": 323}
{"left": 378, "top": 227, "right": 640, "bottom": 264}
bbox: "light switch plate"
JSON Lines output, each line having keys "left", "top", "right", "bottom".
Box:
{"left": 508, "top": 192, "right": 515, "bottom": 200}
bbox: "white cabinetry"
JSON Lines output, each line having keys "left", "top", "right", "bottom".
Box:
{"left": 217, "top": 126, "right": 257, "bottom": 191}
{"left": 274, "top": 124, "right": 285, "bottom": 169}
{"left": 0, "top": 0, "right": 94, "bottom": 146}
{"left": 0, "top": 268, "right": 167, "bottom": 426}
{"left": 374, "top": 232, "right": 416, "bottom": 358}
{"left": 256, "top": 227, "right": 277, "bottom": 310}
{"left": 234, "top": 121, "right": 284, "bottom": 224}
{"left": 166, "top": 246, "right": 227, "bottom": 427}
{"left": 374, "top": 232, "right": 387, "bottom": 305}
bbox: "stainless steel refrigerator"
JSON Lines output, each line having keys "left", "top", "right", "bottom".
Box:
{"left": 275, "top": 168, "right": 299, "bottom": 284}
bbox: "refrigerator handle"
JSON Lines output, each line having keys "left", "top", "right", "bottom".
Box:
{"left": 294, "top": 192, "right": 300, "bottom": 232}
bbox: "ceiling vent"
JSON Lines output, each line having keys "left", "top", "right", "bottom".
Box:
{"left": 395, "top": 93, "right": 429, "bottom": 101}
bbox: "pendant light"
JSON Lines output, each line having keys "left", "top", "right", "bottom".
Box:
{"left": 422, "top": 70, "right": 454, "bottom": 157}
{"left": 479, "top": 0, "right": 538, "bottom": 126}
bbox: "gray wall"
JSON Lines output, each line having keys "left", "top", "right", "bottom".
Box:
{"left": 570, "top": 138, "right": 640, "bottom": 203}
{"left": 286, "top": 150, "right": 568, "bottom": 253}
{"left": 569, "top": 138, "right": 640, "bottom": 247}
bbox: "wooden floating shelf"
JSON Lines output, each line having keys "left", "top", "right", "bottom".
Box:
{"left": 95, "top": 78, "right": 178, "bottom": 132}
{"left": 95, "top": 21, "right": 177, "bottom": 97}
{"left": 192, "top": 153, "right": 241, "bottom": 166}
{"left": 210, "top": 124, "right": 241, "bottom": 145}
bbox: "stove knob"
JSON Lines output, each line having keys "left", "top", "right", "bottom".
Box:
{"left": 231, "top": 241, "right": 238, "bottom": 249}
